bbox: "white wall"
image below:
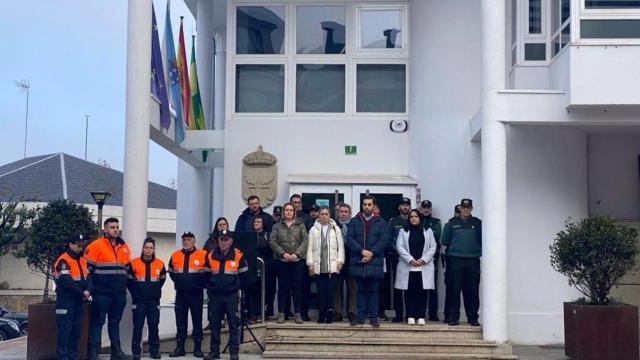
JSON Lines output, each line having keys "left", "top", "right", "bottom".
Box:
{"left": 176, "top": 160, "right": 212, "bottom": 246}
{"left": 588, "top": 134, "right": 640, "bottom": 220}
{"left": 506, "top": 126, "right": 586, "bottom": 344}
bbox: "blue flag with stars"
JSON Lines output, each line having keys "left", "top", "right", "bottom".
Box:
{"left": 151, "top": 4, "right": 170, "bottom": 131}
{"left": 162, "top": 0, "right": 185, "bottom": 143}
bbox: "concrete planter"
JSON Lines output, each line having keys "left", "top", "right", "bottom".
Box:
{"left": 564, "top": 302, "right": 639, "bottom": 360}
{"left": 26, "top": 302, "right": 90, "bottom": 360}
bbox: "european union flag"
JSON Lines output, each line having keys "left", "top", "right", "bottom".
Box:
{"left": 162, "top": 0, "right": 185, "bottom": 143}
{"left": 151, "top": 4, "right": 170, "bottom": 131}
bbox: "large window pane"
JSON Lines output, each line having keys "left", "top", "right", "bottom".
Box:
{"left": 356, "top": 64, "right": 406, "bottom": 113}
{"left": 235, "top": 65, "right": 284, "bottom": 112}
{"left": 581, "top": 20, "right": 640, "bottom": 38}
{"left": 296, "top": 64, "right": 345, "bottom": 112}
{"left": 525, "top": 43, "right": 546, "bottom": 60}
{"left": 361, "top": 10, "right": 403, "bottom": 49}
{"left": 297, "top": 7, "right": 346, "bottom": 54}
{"left": 561, "top": 0, "right": 570, "bottom": 24}
{"left": 585, "top": 1, "right": 640, "bottom": 8}
{"left": 236, "top": 6, "right": 285, "bottom": 54}
{"left": 528, "top": 0, "right": 542, "bottom": 34}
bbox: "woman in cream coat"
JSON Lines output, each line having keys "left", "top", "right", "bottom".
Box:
{"left": 307, "top": 206, "right": 345, "bottom": 324}
{"left": 395, "top": 209, "right": 437, "bottom": 325}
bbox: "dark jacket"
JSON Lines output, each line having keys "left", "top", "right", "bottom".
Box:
{"left": 235, "top": 207, "right": 275, "bottom": 233}
{"left": 346, "top": 213, "right": 390, "bottom": 279}
{"left": 441, "top": 216, "right": 482, "bottom": 258}
{"left": 126, "top": 256, "right": 166, "bottom": 303}
{"left": 54, "top": 250, "right": 93, "bottom": 299}
{"left": 168, "top": 248, "right": 207, "bottom": 293}
{"left": 297, "top": 212, "right": 315, "bottom": 232}
{"left": 205, "top": 246, "right": 249, "bottom": 293}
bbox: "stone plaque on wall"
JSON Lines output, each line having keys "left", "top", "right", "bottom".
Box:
{"left": 242, "top": 145, "right": 278, "bottom": 208}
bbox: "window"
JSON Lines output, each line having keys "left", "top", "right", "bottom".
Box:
{"left": 524, "top": 43, "right": 546, "bottom": 60}
{"left": 550, "top": 0, "right": 571, "bottom": 59}
{"left": 235, "top": 65, "right": 285, "bottom": 113}
{"left": 581, "top": 19, "right": 640, "bottom": 38}
{"left": 360, "top": 9, "right": 403, "bottom": 49}
{"left": 236, "top": 6, "right": 286, "bottom": 54}
{"left": 356, "top": 64, "right": 406, "bottom": 113}
{"left": 529, "top": 0, "right": 543, "bottom": 33}
{"left": 585, "top": 1, "right": 640, "bottom": 8}
{"left": 297, "top": 6, "right": 346, "bottom": 54}
{"left": 296, "top": 64, "right": 345, "bottom": 112}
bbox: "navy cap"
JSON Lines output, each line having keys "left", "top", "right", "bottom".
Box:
{"left": 218, "top": 229, "right": 233, "bottom": 240}
{"left": 454, "top": 205, "right": 461, "bottom": 214}
{"left": 273, "top": 206, "right": 283, "bottom": 215}
{"left": 181, "top": 231, "right": 196, "bottom": 239}
{"left": 460, "top": 198, "right": 473, "bottom": 207}
{"left": 310, "top": 204, "right": 321, "bottom": 212}
{"left": 400, "top": 197, "right": 411, "bottom": 205}
{"left": 421, "top": 200, "right": 432, "bottom": 208}
{"left": 66, "top": 234, "right": 85, "bottom": 244}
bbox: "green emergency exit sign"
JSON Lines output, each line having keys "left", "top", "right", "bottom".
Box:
{"left": 345, "top": 145, "right": 357, "bottom": 155}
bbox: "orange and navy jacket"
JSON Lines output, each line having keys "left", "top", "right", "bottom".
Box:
{"left": 126, "top": 256, "right": 166, "bottom": 303}
{"left": 205, "top": 246, "right": 249, "bottom": 293}
{"left": 168, "top": 247, "right": 207, "bottom": 293}
{"left": 84, "top": 237, "right": 131, "bottom": 294}
{"left": 54, "top": 250, "right": 92, "bottom": 299}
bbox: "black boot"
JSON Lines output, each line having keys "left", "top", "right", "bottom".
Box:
{"left": 169, "top": 340, "right": 186, "bottom": 357}
{"left": 193, "top": 339, "right": 204, "bottom": 358}
{"left": 87, "top": 343, "right": 98, "bottom": 360}
{"left": 110, "top": 341, "right": 126, "bottom": 360}
{"left": 230, "top": 352, "right": 240, "bottom": 360}
{"left": 326, "top": 309, "right": 334, "bottom": 324}
{"left": 317, "top": 311, "right": 325, "bottom": 324}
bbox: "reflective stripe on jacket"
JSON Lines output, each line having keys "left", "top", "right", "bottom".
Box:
{"left": 54, "top": 250, "right": 91, "bottom": 298}
{"left": 205, "top": 247, "right": 249, "bottom": 293}
{"left": 168, "top": 248, "right": 207, "bottom": 292}
{"left": 127, "top": 256, "right": 166, "bottom": 302}
{"left": 84, "top": 237, "right": 131, "bottom": 294}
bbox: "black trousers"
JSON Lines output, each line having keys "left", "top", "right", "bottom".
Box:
{"left": 300, "top": 269, "right": 312, "bottom": 317}
{"left": 132, "top": 300, "right": 160, "bottom": 355}
{"left": 389, "top": 252, "right": 404, "bottom": 319}
{"left": 263, "top": 257, "right": 277, "bottom": 316}
{"left": 446, "top": 257, "right": 480, "bottom": 322}
{"left": 405, "top": 272, "right": 428, "bottom": 319}
{"left": 427, "top": 264, "right": 439, "bottom": 319}
{"left": 175, "top": 290, "right": 203, "bottom": 341}
{"left": 56, "top": 296, "right": 83, "bottom": 360}
{"left": 277, "top": 261, "right": 303, "bottom": 314}
{"left": 315, "top": 273, "right": 337, "bottom": 314}
{"left": 208, "top": 292, "right": 239, "bottom": 354}
{"left": 443, "top": 256, "right": 450, "bottom": 321}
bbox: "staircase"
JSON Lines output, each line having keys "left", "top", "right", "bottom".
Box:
{"left": 262, "top": 322, "right": 518, "bottom": 359}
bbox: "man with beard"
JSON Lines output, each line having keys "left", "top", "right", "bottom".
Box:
{"left": 235, "top": 195, "right": 274, "bottom": 232}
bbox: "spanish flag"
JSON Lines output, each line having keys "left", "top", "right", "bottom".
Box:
{"left": 177, "top": 17, "right": 191, "bottom": 130}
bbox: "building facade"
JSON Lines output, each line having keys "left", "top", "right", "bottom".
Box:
{"left": 123, "top": 0, "right": 640, "bottom": 344}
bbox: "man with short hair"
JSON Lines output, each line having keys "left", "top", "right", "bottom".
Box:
{"left": 126, "top": 238, "right": 166, "bottom": 360}
{"left": 168, "top": 232, "right": 207, "bottom": 357}
{"left": 235, "top": 195, "right": 274, "bottom": 233}
{"left": 347, "top": 196, "right": 390, "bottom": 327}
{"left": 419, "top": 200, "right": 442, "bottom": 321}
{"left": 204, "top": 230, "right": 249, "bottom": 360}
{"left": 54, "top": 235, "right": 92, "bottom": 360}
{"left": 333, "top": 203, "right": 356, "bottom": 322}
{"left": 388, "top": 197, "right": 412, "bottom": 322}
{"left": 441, "top": 198, "right": 482, "bottom": 327}
{"left": 85, "top": 218, "right": 131, "bottom": 360}
{"left": 289, "top": 194, "right": 314, "bottom": 230}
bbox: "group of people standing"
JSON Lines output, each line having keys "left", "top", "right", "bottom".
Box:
{"left": 52, "top": 193, "right": 482, "bottom": 360}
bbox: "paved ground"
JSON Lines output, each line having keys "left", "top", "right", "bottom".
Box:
{"left": 0, "top": 336, "right": 568, "bottom": 359}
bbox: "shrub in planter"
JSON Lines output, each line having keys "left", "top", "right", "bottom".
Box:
{"left": 550, "top": 214, "right": 639, "bottom": 360}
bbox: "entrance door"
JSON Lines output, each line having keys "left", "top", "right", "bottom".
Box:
{"left": 289, "top": 184, "right": 352, "bottom": 218}
{"left": 351, "top": 185, "right": 415, "bottom": 221}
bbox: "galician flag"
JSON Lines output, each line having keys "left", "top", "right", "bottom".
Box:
{"left": 177, "top": 17, "right": 192, "bottom": 130}
{"left": 189, "top": 36, "right": 206, "bottom": 131}
{"left": 162, "top": 0, "right": 184, "bottom": 143}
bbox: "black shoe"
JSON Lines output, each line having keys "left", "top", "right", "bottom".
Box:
{"left": 301, "top": 314, "right": 311, "bottom": 322}
{"left": 350, "top": 317, "right": 365, "bottom": 326}
{"left": 87, "top": 343, "right": 98, "bottom": 360}
{"left": 169, "top": 341, "right": 186, "bottom": 357}
{"left": 193, "top": 340, "right": 204, "bottom": 358}
{"left": 325, "top": 310, "right": 334, "bottom": 324}
{"left": 317, "top": 311, "right": 325, "bottom": 324}
{"left": 204, "top": 352, "right": 220, "bottom": 360}
{"left": 429, "top": 316, "right": 439, "bottom": 322}
{"left": 448, "top": 320, "right": 459, "bottom": 326}
{"left": 230, "top": 352, "right": 240, "bottom": 360}
{"left": 469, "top": 320, "right": 481, "bottom": 327}
{"left": 371, "top": 320, "right": 381, "bottom": 327}
{"left": 150, "top": 352, "right": 162, "bottom": 359}
{"left": 110, "top": 341, "right": 126, "bottom": 360}
{"left": 442, "top": 318, "right": 449, "bottom": 323}
{"left": 347, "top": 312, "right": 356, "bottom": 322}
{"left": 334, "top": 313, "right": 343, "bottom": 322}
{"left": 378, "top": 314, "right": 389, "bottom": 321}
{"left": 392, "top": 317, "right": 403, "bottom": 323}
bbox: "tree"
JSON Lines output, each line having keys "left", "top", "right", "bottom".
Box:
{"left": 550, "top": 214, "right": 639, "bottom": 305}
{"left": 15, "top": 199, "right": 98, "bottom": 302}
{"left": 0, "top": 198, "right": 36, "bottom": 256}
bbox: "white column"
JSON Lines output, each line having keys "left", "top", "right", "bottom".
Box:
{"left": 212, "top": 0, "right": 227, "bottom": 218}
{"left": 121, "top": 0, "right": 152, "bottom": 353}
{"left": 480, "top": 0, "right": 508, "bottom": 342}
{"left": 197, "top": 0, "right": 215, "bottom": 130}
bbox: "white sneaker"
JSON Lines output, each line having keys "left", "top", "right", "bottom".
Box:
{"left": 417, "top": 318, "right": 426, "bottom": 326}
{"left": 407, "top": 317, "right": 416, "bottom": 325}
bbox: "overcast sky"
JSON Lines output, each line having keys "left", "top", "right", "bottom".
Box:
{"left": 0, "top": 0, "right": 196, "bottom": 188}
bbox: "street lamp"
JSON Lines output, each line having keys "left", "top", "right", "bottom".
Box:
{"left": 14, "top": 80, "right": 30, "bottom": 158}
{"left": 90, "top": 191, "right": 111, "bottom": 229}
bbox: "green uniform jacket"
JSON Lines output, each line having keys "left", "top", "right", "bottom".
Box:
{"left": 388, "top": 216, "right": 408, "bottom": 250}
{"left": 269, "top": 219, "right": 309, "bottom": 260}
{"left": 421, "top": 215, "right": 442, "bottom": 244}
{"left": 441, "top": 216, "right": 482, "bottom": 258}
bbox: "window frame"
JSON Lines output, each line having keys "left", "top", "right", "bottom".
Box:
{"left": 577, "top": 0, "right": 640, "bottom": 45}
{"left": 354, "top": 3, "right": 409, "bottom": 58}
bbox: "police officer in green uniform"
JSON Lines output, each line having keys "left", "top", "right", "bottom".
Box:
{"left": 419, "top": 200, "right": 442, "bottom": 321}
{"left": 441, "top": 198, "right": 481, "bottom": 326}
{"left": 388, "top": 197, "right": 411, "bottom": 322}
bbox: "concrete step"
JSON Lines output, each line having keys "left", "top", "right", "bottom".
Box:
{"left": 265, "top": 322, "right": 483, "bottom": 340}
{"left": 263, "top": 350, "right": 519, "bottom": 359}
{"left": 264, "top": 337, "right": 513, "bottom": 355}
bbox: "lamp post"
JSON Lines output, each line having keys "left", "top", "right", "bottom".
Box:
{"left": 14, "top": 80, "right": 30, "bottom": 158}
{"left": 91, "top": 191, "right": 111, "bottom": 229}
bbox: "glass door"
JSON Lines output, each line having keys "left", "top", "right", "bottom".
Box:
{"left": 289, "top": 184, "right": 352, "bottom": 218}
{"left": 351, "top": 185, "right": 415, "bottom": 221}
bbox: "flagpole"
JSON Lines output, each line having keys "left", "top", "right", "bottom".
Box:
{"left": 84, "top": 114, "right": 90, "bottom": 160}
{"left": 14, "top": 80, "right": 30, "bottom": 158}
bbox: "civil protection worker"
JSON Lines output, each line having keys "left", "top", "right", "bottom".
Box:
{"left": 54, "top": 234, "right": 92, "bottom": 360}
{"left": 126, "top": 238, "right": 166, "bottom": 360}
{"left": 168, "top": 231, "right": 207, "bottom": 358}
{"left": 204, "top": 230, "right": 249, "bottom": 360}
{"left": 85, "top": 217, "right": 131, "bottom": 360}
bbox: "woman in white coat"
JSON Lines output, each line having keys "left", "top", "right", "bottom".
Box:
{"left": 395, "top": 209, "right": 437, "bottom": 325}
{"left": 307, "top": 206, "right": 345, "bottom": 324}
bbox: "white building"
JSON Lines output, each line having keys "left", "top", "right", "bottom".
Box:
{"left": 122, "top": 0, "right": 640, "bottom": 345}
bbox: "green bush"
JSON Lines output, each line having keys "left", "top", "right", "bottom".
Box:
{"left": 550, "top": 214, "right": 639, "bottom": 305}
{"left": 15, "top": 199, "right": 98, "bottom": 302}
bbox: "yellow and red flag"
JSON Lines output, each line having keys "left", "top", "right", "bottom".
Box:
{"left": 176, "top": 17, "right": 192, "bottom": 129}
